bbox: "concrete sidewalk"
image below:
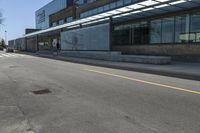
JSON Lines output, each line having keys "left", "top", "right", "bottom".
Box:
{"left": 20, "top": 51, "right": 200, "bottom": 81}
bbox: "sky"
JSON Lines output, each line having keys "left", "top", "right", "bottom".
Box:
{"left": 0, "top": 0, "right": 52, "bottom": 41}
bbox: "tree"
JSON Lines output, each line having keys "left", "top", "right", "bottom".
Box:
{"left": 0, "top": 39, "right": 6, "bottom": 48}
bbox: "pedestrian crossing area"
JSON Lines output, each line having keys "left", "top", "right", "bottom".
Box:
{"left": 0, "top": 53, "right": 25, "bottom": 59}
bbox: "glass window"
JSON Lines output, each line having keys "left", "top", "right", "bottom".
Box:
{"left": 190, "top": 12, "right": 200, "bottom": 32}
{"left": 88, "top": 10, "right": 92, "bottom": 16}
{"left": 98, "top": 7, "right": 104, "bottom": 13}
{"left": 52, "top": 22, "right": 57, "bottom": 27}
{"left": 175, "top": 15, "right": 188, "bottom": 43}
{"left": 190, "top": 12, "right": 200, "bottom": 42}
{"left": 132, "top": 22, "right": 149, "bottom": 44}
{"left": 196, "top": 33, "right": 200, "bottom": 42}
{"left": 110, "top": 2, "right": 116, "bottom": 9}
{"left": 162, "top": 17, "right": 175, "bottom": 43}
{"left": 59, "top": 19, "right": 64, "bottom": 25}
{"left": 124, "top": 0, "right": 132, "bottom": 5}
{"left": 113, "top": 21, "right": 149, "bottom": 45}
{"left": 150, "top": 19, "right": 162, "bottom": 43}
{"left": 66, "top": 17, "right": 73, "bottom": 23}
{"left": 140, "top": 22, "right": 149, "bottom": 44}
{"left": 116, "top": 0, "right": 123, "bottom": 7}
{"left": 113, "top": 24, "right": 132, "bottom": 45}
{"left": 93, "top": 8, "right": 98, "bottom": 14}
{"left": 103, "top": 4, "right": 110, "bottom": 11}
{"left": 80, "top": 13, "right": 83, "bottom": 18}
{"left": 85, "top": 12, "right": 89, "bottom": 17}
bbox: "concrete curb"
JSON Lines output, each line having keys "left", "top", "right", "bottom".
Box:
{"left": 35, "top": 53, "right": 200, "bottom": 81}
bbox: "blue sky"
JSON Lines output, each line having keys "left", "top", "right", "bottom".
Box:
{"left": 0, "top": 0, "right": 52, "bottom": 41}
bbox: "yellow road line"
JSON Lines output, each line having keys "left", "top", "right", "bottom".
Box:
{"left": 84, "top": 68, "right": 200, "bottom": 95}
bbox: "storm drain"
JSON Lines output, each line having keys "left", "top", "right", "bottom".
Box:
{"left": 31, "top": 89, "right": 51, "bottom": 95}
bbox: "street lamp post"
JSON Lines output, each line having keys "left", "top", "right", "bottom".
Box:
{"left": 4, "top": 30, "right": 7, "bottom": 45}
{"left": 0, "top": 24, "right": 1, "bottom": 40}
{"left": 0, "top": 23, "right": 5, "bottom": 41}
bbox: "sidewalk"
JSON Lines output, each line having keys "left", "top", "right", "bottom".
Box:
{"left": 21, "top": 51, "right": 200, "bottom": 81}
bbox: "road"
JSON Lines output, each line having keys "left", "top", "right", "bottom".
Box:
{"left": 0, "top": 51, "right": 200, "bottom": 133}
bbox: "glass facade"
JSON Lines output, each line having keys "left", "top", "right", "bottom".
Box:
{"left": 80, "top": 0, "right": 139, "bottom": 18}
{"left": 113, "top": 11, "right": 200, "bottom": 45}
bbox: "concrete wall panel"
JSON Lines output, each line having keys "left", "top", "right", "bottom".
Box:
{"left": 61, "top": 23, "right": 110, "bottom": 51}
{"left": 113, "top": 44, "right": 200, "bottom": 56}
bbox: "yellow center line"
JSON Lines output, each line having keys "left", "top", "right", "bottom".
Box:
{"left": 84, "top": 68, "right": 200, "bottom": 95}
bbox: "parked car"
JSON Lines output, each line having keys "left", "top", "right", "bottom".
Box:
{"left": 0, "top": 47, "right": 3, "bottom": 51}
{"left": 6, "top": 47, "right": 14, "bottom": 53}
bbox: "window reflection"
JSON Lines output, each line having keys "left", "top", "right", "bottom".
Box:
{"left": 113, "top": 24, "right": 132, "bottom": 45}
{"left": 150, "top": 20, "right": 162, "bottom": 43}
{"left": 175, "top": 15, "right": 187, "bottom": 43}
{"left": 190, "top": 12, "right": 200, "bottom": 42}
{"left": 132, "top": 22, "right": 149, "bottom": 44}
{"left": 162, "top": 17, "right": 175, "bottom": 43}
{"left": 113, "top": 21, "right": 149, "bottom": 45}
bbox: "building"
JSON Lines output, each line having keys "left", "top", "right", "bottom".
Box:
{"left": 36, "top": 0, "right": 74, "bottom": 29}
{"left": 10, "top": 0, "right": 200, "bottom": 62}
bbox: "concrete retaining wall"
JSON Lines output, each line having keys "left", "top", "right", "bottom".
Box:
{"left": 60, "top": 51, "right": 171, "bottom": 64}
{"left": 61, "top": 23, "right": 110, "bottom": 51}
{"left": 113, "top": 44, "right": 200, "bottom": 56}
{"left": 112, "top": 44, "right": 200, "bottom": 62}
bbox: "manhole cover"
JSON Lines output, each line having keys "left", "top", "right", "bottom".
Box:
{"left": 31, "top": 89, "right": 51, "bottom": 95}
{"left": 9, "top": 65, "right": 18, "bottom": 68}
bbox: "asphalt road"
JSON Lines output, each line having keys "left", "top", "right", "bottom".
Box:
{"left": 0, "top": 51, "right": 200, "bottom": 133}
